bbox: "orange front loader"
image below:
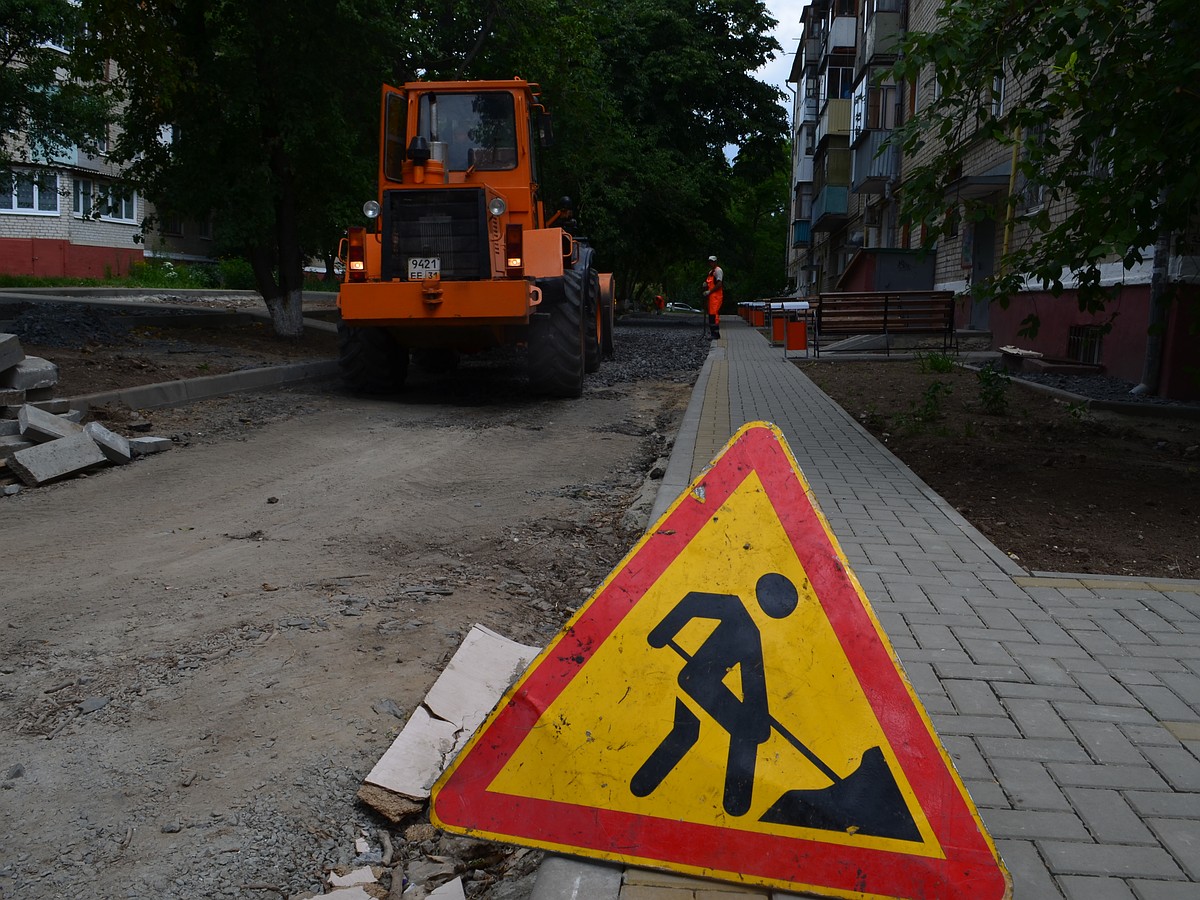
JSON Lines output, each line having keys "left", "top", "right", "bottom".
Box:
{"left": 337, "top": 79, "right": 614, "bottom": 398}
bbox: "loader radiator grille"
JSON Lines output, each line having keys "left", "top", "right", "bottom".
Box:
{"left": 381, "top": 188, "right": 490, "bottom": 281}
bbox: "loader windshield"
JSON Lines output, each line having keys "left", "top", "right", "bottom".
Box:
{"left": 416, "top": 92, "right": 518, "bottom": 172}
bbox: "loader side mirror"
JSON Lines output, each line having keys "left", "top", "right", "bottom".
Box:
{"left": 535, "top": 109, "right": 554, "bottom": 148}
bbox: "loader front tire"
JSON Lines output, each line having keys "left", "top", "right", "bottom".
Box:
{"left": 529, "top": 275, "right": 585, "bottom": 399}
{"left": 338, "top": 323, "right": 409, "bottom": 394}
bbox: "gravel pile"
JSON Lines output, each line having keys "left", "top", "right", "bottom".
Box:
{"left": 6, "top": 303, "right": 221, "bottom": 350}
{"left": 1013, "top": 371, "right": 1200, "bottom": 409}
{"left": 596, "top": 316, "right": 712, "bottom": 386}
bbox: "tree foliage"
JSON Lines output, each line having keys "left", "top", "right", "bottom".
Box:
{"left": 426, "top": 0, "right": 789, "bottom": 302}
{"left": 75, "top": 0, "right": 787, "bottom": 331}
{"left": 892, "top": 0, "right": 1200, "bottom": 319}
{"left": 0, "top": 0, "right": 108, "bottom": 171}
{"left": 78, "top": 0, "right": 401, "bottom": 334}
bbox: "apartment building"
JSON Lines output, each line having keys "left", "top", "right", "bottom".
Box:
{"left": 0, "top": 55, "right": 212, "bottom": 279}
{"left": 786, "top": 0, "right": 1200, "bottom": 399}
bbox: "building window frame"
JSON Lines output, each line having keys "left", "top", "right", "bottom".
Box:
{"left": 0, "top": 171, "right": 60, "bottom": 215}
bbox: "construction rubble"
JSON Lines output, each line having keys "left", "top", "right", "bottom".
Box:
{"left": 1, "top": 331, "right": 172, "bottom": 494}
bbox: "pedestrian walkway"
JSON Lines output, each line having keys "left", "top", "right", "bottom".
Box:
{"left": 532, "top": 317, "right": 1200, "bottom": 900}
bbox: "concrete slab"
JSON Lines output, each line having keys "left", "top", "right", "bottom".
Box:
{"left": 529, "top": 856, "right": 621, "bottom": 900}
{"left": 68, "top": 359, "right": 339, "bottom": 410}
{"left": 18, "top": 404, "right": 85, "bottom": 443}
{"left": 84, "top": 421, "right": 132, "bottom": 464}
{"left": 7, "top": 432, "right": 107, "bottom": 486}
{"left": 0, "top": 435, "right": 36, "bottom": 458}
{"left": 0, "top": 332, "right": 23, "bottom": 372}
{"left": 1, "top": 356, "right": 58, "bottom": 391}
{"left": 0, "top": 388, "right": 24, "bottom": 405}
{"left": 128, "top": 436, "right": 173, "bottom": 457}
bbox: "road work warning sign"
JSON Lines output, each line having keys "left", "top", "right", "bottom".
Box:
{"left": 432, "top": 421, "right": 1011, "bottom": 899}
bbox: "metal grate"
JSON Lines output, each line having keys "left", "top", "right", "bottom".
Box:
{"left": 1067, "top": 325, "right": 1103, "bottom": 364}
{"left": 382, "top": 188, "right": 489, "bottom": 281}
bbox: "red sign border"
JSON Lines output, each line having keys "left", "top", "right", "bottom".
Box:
{"left": 432, "top": 422, "right": 1010, "bottom": 899}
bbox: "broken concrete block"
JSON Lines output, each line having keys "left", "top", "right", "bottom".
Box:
{"left": 0, "top": 419, "right": 19, "bottom": 437}
{"left": 128, "top": 436, "right": 173, "bottom": 457}
{"left": 18, "top": 404, "right": 85, "bottom": 443}
{"left": 31, "top": 398, "right": 69, "bottom": 413}
{"left": 2, "top": 484, "right": 21, "bottom": 496}
{"left": 27, "top": 387, "right": 57, "bottom": 402}
{"left": 0, "top": 356, "right": 58, "bottom": 391}
{"left": 0, "top": 333, "right": 22, "bottom": 372}
{"left": 7, "top": 432, "right": 108, "bottom": 486}
{"left": 0, "top": 388, "right": 23, "bottom": 406}
{"left": 62, "top": 409, "right": 84, "bottom": 423}
{"left": 0, "top": 435, "right": 36, "bottom": 459}
{"left": 84, "top": 421, "right": 131, "bottom": 464}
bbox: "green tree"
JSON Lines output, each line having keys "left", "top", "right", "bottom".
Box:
{"left": 724, "top": 133, "right": 790, "bottom": 302}
{"left": 78, "top": 0, "right": 401, "bottom": 335}
{"left": 892, "top": 0, "right": 1200, "bottom": 344}
{"left": 0, "top": 0, "right": 108, "bottom": 170}
{"left": 435, "top": 0, "right": 788, "bottom": 302}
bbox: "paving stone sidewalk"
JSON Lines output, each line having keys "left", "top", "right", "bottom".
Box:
{"left": 534, "top": 317, "right": 1200, "bottom": 900}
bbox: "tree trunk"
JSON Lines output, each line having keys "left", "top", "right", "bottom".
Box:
{"left": 264, "top": 288, "right": 305, "bottom": 337}
{"left": 1131, "top": 203, "right": 1172, "bottom": 396}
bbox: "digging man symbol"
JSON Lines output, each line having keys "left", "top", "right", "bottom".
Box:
{"left": 630, "top": 571, "right": 921, "bottom": 841}
{"left": 630, "top": 573, "right": 798, "bottom": 816}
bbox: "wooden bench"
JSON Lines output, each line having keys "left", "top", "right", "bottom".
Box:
{"left": 813, "top": 291, "right": 957, "bottom": 356}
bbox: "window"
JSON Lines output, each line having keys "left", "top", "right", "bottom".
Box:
{"left": 101, "top": 185, "right": 137, "bottom": 222}
{"left": 867, "top": 84, "right": 899, "bottom": 130}
{"left": 825, "top": 67, "right": 854, "bottom": 103}
{"left": 73, "top": 177, "right": 94, "bottom": 216}
{"left": 991, "top": 75, "right": 1006, "bottom": 118}
{"left": 160, "top": 214, "right": 183, "bottom": 236}
{"left": 196, "top": 217, "right": 212, "bottom": 239}
{"left": 1018, "top": 123, "right": 1047, "bottom": 213}
{"left": 0, "top": 172, "right": 59, "bottom": 214}
{"left": 416, "top": 91, "right": 518, "bottom": 172}
{"left": 74, "top": 178, "right": 136, "bottom": 221}
{"left": 1067, "top": 325, "right": 1103, "bottom": 365}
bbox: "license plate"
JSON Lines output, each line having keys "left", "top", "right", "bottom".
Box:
{"left": 408, "top": 257, "right": 441, "bottom": 280}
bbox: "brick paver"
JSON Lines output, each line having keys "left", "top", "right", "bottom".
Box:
{"left": 541, "top": 318, "right": 1200, "bottom": 899}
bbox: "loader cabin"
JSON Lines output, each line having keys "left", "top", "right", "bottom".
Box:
{"left": 381, "top": 79, "right": 550, "bottom": 219}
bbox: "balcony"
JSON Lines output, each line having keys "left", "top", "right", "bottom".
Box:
{"left": 792, "top": 219, "right": 812, "bottom": 248}
{"left": 851, "top": 131, "right": 900, "bottom": 193}
{"left": 811, "top": 185, "right": 849, "bottom": 231}
{"left": 856, "top": 9, "right": 903, "bottom": 73}
{"left": 816, "top": 99, "right": 851, "bottom": 146}
{"left": 820, "top": 15, "right": 857, "bottom": 58}
{"left": 793, "top": 155, "right": 814, "bottom": 184}
{"left": 797, "top": 96, "right": 819, "bottom": 126}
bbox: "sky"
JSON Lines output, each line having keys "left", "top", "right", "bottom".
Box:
{"left": 758, "top": 0, "right": 808, "bottom": 106}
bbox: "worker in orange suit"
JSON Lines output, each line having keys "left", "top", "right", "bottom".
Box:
{"left": 704, "top": 255, "right": 724, "bottom": 340}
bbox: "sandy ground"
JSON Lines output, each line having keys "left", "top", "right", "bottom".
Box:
{"left": 0, "top": 356, "right": 698, "bottom": 899}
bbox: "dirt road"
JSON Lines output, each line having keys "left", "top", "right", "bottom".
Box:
{"left": 0, "top": 332, "right": 705, "bottom": 899}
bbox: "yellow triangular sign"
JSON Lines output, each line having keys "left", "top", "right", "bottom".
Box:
{"left": 433, "top": 422, "right": 1010, "bottom": 899}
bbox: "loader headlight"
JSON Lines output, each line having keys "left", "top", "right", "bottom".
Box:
{"left": 363, "top": 200, "right": 380, "bottom": 219}
{"left": 488, "top": 197, "right": 507, "bottom": 217}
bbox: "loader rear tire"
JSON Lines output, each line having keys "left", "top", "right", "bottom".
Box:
{"left": 599, "top": 275, "right": 615, "bottom": 359}
{"left": 529, "top": 274, "right": 585, "bottom": 399}
{"left": 338, "top": 323, "right": 409, "bottom": 394}
{"left": 584, "top": 268, "right": 602, "bottom": 374}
